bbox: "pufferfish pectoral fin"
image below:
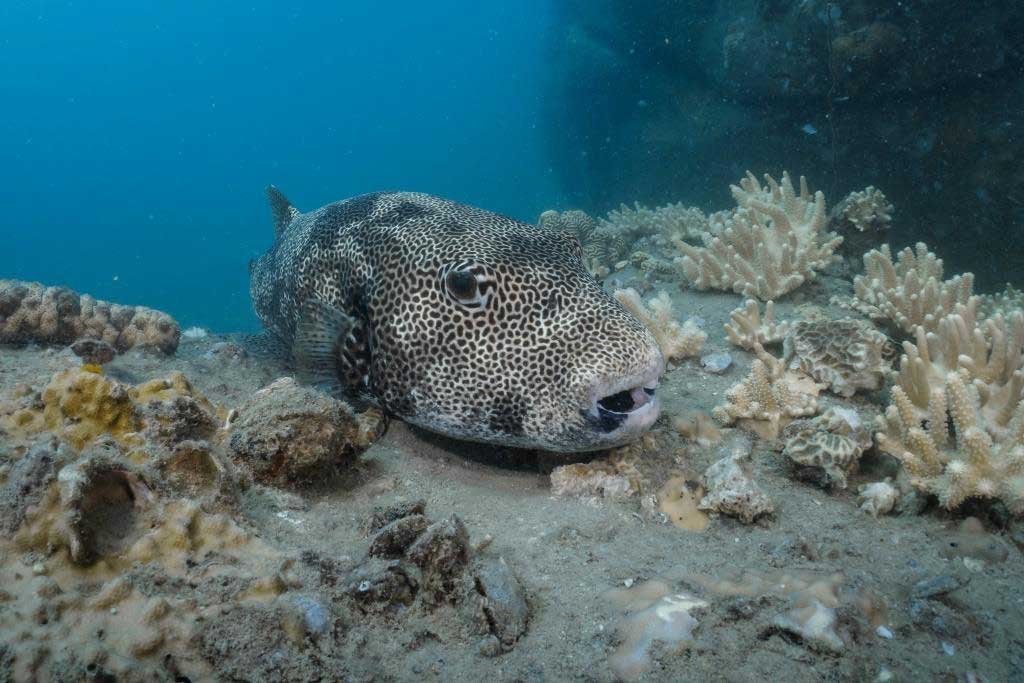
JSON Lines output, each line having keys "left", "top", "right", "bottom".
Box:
{"left": 293, "top": 299, "right": 367, "bottom": 398}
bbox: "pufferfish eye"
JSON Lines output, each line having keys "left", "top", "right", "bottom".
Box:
{"left": 439, "top": 261, "right": 496, "bottom": 310}
{"left": 445, "top": 269, "right": 478, "bottom": 300}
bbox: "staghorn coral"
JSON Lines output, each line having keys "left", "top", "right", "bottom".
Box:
{"left": 841, "top": 243, "right": 975, "bottom": 335}
{"left": 782, "top": 408, "right": 873, "bottom": 489}
{"left": 783, "top": 319, "right": 891, "bottom": 397}
{"left": 675, "top": 171, "right": 842, "bottom": 300}
{"left": 713, "top": 345, "right": 820, "bottom": 440}
{"left": 724, "top": 299, "right": 790, "bottom": 351}
{"left": 979, "top": 283, "right": 1024, "bottom": 321}
{"left": 613, "top": 288, "right": 706, "bottom": 362}
{"left": 0, "top": 279, "right": 180, "bottom": 355}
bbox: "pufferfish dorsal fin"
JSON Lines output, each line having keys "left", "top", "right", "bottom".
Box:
{"left": 267, "top": 185, "right": 300, "bottom": 238}
{"left": 293, "top": 299, "right": 370, "bottom": 398}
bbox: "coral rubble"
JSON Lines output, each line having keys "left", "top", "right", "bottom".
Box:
{"left": 613, "top": 288, "right": 705, "bottom": 362}
{"left": 783, "top": 318, "right": 891, "bottom": 397}
{"left": 675, "top": 172, "right": 842, "bottom": 300}
{"left": 0, "top": 279, "right": 180, "bottom": 355}
{"left": 843, "top": 243, "right": 975, "bottom": 335}
{"left": 698, "top": 437, "right": 774, "bottom": 523}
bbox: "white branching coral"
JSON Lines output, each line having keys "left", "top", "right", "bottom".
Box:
{"left": 843, "top": 242, "right": 975, "bottom": 335}
{"left": 675, "top": 171, "right": 842, "bottom": 300}
{"left": 713, "top": 345, "right": 820, "bottom": 440}
{"left": 613, "top": 288, "right": 706, "bottom": 362}
{"left": 724, "top": 300, "right": 790, "bottom": 351}
{"left": 877, "top": 371, "right": 1024, "bottom": 513}
{"left": 876, "top": 306, "right": 1024, "bottom": 512}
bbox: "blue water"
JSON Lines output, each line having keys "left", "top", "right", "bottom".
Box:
{"left": 2, "top": 1, "right": 557, "bottom": 332}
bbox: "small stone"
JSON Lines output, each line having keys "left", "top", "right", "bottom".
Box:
{"left": 875, "top": 625, "right": 894, "bottom": 639}
{"left": 31, "top": 562, "right": 46, "bottom": 576}
{"left": 912, "top": 575, "right": 962, "bottom": 599}
{"left": 368, "top": 514, "right": 429, "bottom": 559}
{"left": 477, "top": 635, "right": 503, "bottom": 658}
{"left": 70, "top": 338, "right": 117, "bottom": 365}
{"left": 701, "top": 352, "right": 733, "bottom": 374}
{"left": 291, "top": 595, "right": 330, "bottom": 636}
{"left": 941, "top": 641, "right": 956, "bottom": 656}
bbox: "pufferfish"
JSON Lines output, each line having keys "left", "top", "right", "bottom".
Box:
{"left": 249, "top": 188, "right": 664, "bottom": 452}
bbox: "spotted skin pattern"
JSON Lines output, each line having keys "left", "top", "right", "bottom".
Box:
{"left": 250, "top": 190, "right": 664, "bottom": 452}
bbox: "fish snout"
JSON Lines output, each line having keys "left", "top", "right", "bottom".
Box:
{"left": 584, "top": 350, "right": 665, "bottom": 438}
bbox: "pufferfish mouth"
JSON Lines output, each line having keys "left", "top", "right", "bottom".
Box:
{"left": 586, "top": 362, "right": 664, "bottom": 434}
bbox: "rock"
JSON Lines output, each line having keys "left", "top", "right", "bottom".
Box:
{"left": 228, "top": 377, "right": 384, "bottom": 487}
{"left": 344, "top": 558, "right": 418, "bottom": 613}
{"left": 368, "top": 514, "right": 430, "bottom": 559}
{"left": 290, "top": 594, "right": 331, "bottom": 637}
{"left": 70, "top": 338, "right": 116, "bottom": 365}
{"left": 363, "top": 499, "right": 427, "bottom": 536}
{"left": 0, "top": 444, "right": 66, "bottom": 534}
{"left": 407, "top": 515, "right": 471, "bottom": 605}
{"left": 701, "top": 351, "right": 733, "bottom": 374}
{"left": 472, "top": 557, "right": 529, "bottom": 651}
{"left": 912, "top": 575, "right": 964, "bottom": 600}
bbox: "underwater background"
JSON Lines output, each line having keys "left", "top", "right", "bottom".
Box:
{"left": 2, "top": 1, "right": 556, "bottom": 331}
{"left": 4, "top": 1, "right": 1023, "bottom": 328}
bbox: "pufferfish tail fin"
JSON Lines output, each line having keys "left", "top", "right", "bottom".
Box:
{"left": 293, "top": 299, "right": 370, "bottom": 398}
{"left": 267, "top": 185, "right": 300, "bottom": 238}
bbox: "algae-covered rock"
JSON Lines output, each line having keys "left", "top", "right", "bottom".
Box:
{"left": 228, "top": 377, "right": 383, "bottom": 486}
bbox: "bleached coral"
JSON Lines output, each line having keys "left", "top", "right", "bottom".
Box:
{"left": 979, "top": 283, "right": 1024, "bottom": 321}
{"left": 782, "top": 408, "right": 873, "bottom": 489}
{"left": 613, "top": 288, "right": 706, "bottom": 362}
{"left": 713, "top": 345, "right": 820, "bottom": 440}
{"left": 0, "top": 279, "right": 180, "bottom": 354}
{"left": 876, "top": 306, "right": 1024, "bottom": 512}
{"left": 675, "top": 171, "right": 842, "bottom": 300}
{"left": 843, "top": 243, "right": 975, "bottom": 335}
{"left": 601, "top": 201, "right": 710, "bottom": 247}
{"left": 724, "top": 299, "right": 790, "bottom": 351}
{"left": 876, "top": 370, "right": 1024, "bottom": 513}
{"left": 783, "top": 318, "right": 891, "bottom": 397}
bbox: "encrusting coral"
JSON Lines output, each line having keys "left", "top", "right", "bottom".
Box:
{"left": 0, "top": 279, "right": 181, "bottom": 355}
{"left": 713, "top": 345, "right": 820, "bottom": 440}
{"left": 675, "top": 171, "right": 842, "bottom": 300}
{"left": 724, "top": 299, "right": 790, "bottom": 351}
{"left": 613, "top": 288, "right": 706, "bottom": 362}
{"left": 841, "top": 242, "right": 975, "bottom": 335}
{"left": 781, "top": 408, "right": 873, "bottom": 489}
{"left": 783, "top": 319, "right": 891, "bottom": 397}
{"left": 876, "top": 306, "right": 1024, "bottom": 512}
